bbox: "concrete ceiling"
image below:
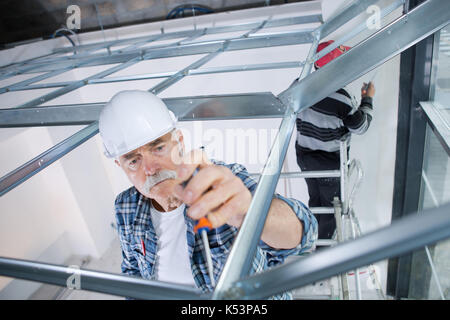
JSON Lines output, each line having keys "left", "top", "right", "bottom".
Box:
{"left": 0, "top": 0, "right": 311, "bottom": 49}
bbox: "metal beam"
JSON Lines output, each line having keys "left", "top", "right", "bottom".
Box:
{"left": 0, "top": 94, "right": 289, "bottom": 129}
{"left": 0, "top": 52, "right": 59, "bottom": 78}
{"left": 7, "top": 60, "right": 304, "bottom": 92}
{"left": 212, "top": 109, "right": 297, "bottom": 299}
{"left": 1, "top": 14, "right": 319, "bottom": 76}
{"left": 13, "top": 57, "right": 142, "bottom": 109}
{"left": 279, "top": 0, "right": 450, "bottom": 114}
{"left": 148, "top": 48, "right": 226, "bottom": 95}
{"left": 12, "top": 30, "right": 314, "bottom": 74}
{"left": 0, "top": 104, "right": 104, "bottom": 128}
{"left": 0, "top": 63, "right": 49, "bottom": 81}
{"left": 1, "top": 21, "right": 272, "bottom": 197}
{"left": 50, "top": 14, "right": 322, "bottom": 55}
{"left": 0, "top": 67, "right": 75, "bottom": 94}
{"left": 319, "top": 0, "right": 386, "bottom": 38}
{"left": 231, "top": 202, "right": 450, "bottom": 299}
{"left": 211, "top": 8, "right": 322, "bottom": 301}
{"left": 312, "top": 0, "right": 404, "bottom": 68}
{"left": 0, "top": 257, "right": 206, "bottom": 300}
{"left": 420, "top": 102, "right": 450, "bottom": 156}
{"left": 0, "top": 122, "right": 99, "bottom": 197}
{"left": 213, "top": 0, "right": 450, "bottom": 300}
{"left": 0, "top": 52, "right": 221, "bottom": 195}
{"left": 166, "top": 92, "right": 286, "bottom": 121}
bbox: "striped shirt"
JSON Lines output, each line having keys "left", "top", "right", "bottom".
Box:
{"left": 296, "top": 88, "right": 373, "bottom": 153}
{"left": 114, "top": 160, "right": 318, "bottom": 299}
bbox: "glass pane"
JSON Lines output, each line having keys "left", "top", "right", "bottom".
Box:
{"left": 421, "top": 125, "right": 450, "bottom": 208}
{"left": 410, "top": 125, "right": 450, "bottom": 299}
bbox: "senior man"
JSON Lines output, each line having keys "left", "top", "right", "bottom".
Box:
{"left": 99, "top": 90, "right": 317, "bottom": 299}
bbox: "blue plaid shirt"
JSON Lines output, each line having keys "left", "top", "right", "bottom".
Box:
{"left": 115, "top": 160, "right": 318, "bottom": 299}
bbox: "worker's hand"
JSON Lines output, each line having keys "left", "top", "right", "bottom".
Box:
{"left": 173, "top": 149, "right": 252, "bottom": 229}
{"left": 361, "top": 82, "right": 375, "bottom": 98}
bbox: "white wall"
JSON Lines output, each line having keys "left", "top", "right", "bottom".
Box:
{"left": 0, "top": 62, "right": 119, "bottom": 298}
{"left": 0, "top": 0, "right": 401, "bottom": 298}
{"left": 0, "top": 126, "right": 98, "bottom": 297}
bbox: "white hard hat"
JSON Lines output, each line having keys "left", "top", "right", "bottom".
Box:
{"left": 99, "top": 90, "right": 177, "bottom": 158}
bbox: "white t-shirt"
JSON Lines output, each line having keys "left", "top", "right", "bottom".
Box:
{"left": 150, "top": 202, "right": 196, "bottom": 287}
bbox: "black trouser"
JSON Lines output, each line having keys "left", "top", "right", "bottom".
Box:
{"left": 296, "top": 145, "right": 341, "bottom": 239}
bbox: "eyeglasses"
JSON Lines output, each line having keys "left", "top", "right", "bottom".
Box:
{"left": 123, "top": 138, "right": 177, "bottom": 171}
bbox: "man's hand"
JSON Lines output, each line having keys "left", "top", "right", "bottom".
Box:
{"left": 172, "top": 149, "right": 302, "bottom": 249}
{"left": 361, "top": 82, "right": 375, "bottom": 98}
{"left": 173, "top": 149, "right": 252, "bottom": 228}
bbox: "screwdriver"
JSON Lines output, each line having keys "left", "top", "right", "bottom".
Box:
{"left": 181, "top": 166, "right": 216, "bottom": 287}
{"left": 194, "top": 217, "right": 216, "bottom": 287}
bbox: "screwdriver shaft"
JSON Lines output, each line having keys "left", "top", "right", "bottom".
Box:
{"left": 201, "top": 229, "right": 216, "bottom": 287}
{"left": 180, "top": 154, "right": 215, "bottom": 288}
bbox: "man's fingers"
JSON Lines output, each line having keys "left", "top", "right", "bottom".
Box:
{"left": 187, "top": 177, "right": 242, "bottom": 219}
{"left": 207, "top": 191, "right": 252, "bottom": 228}
{"left": 368, "top": 82, "right": 375, "bottom": 95}
{"left": 172, "top": 154, "right": 253, "bottom": 229}
{"left": 176, "top": 149, "right": 210, "bottom": 181}
{"left": 181, "top": 165, "right": 232, "bottom": 205}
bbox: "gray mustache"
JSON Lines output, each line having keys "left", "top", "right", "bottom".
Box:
{"left": 143, "top": 170, "right": 178, "bottom": 194}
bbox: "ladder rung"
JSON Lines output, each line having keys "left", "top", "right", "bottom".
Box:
{"left": 316, "top": 240, "right": 337, "bottom": 246}
{"left": 310, "top": 207, "right": 335, "bottom": 214}
{"left": 249, "top": 170, "right": 341, "bottom": 179}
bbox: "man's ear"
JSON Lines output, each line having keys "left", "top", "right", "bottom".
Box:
{"left": 177, "top": 130, "right": 184, "bottom": 146}
{"left": 178, "top": 131, "right": 186, "bottom": 156}
{"left": 114, "top": 159, "right": 121, "bottom": 167}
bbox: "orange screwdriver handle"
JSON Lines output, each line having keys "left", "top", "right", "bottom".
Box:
{"left": 194, "top": 217, "right": 212, "bottom": 234}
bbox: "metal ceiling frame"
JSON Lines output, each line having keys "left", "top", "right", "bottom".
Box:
{"left": 1, "top": 0, "right": 450, "bottom": 300}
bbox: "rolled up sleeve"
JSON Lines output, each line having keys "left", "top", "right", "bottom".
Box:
{"left": 259, "top": 193, "right": 318, "bottom": 266}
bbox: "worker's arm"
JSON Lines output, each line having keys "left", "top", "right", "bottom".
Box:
{"left": 174, "top": 151, "right": 313, "bottom": 250}
{"left": 259, "top": 197, "right": 303, "bottom": 249}
{"left": 343, "top": 82, "right": 375, "bottom": 135}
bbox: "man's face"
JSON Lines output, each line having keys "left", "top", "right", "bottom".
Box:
{"left": 116, "top": 130, "right": 184, "bottom": 211}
